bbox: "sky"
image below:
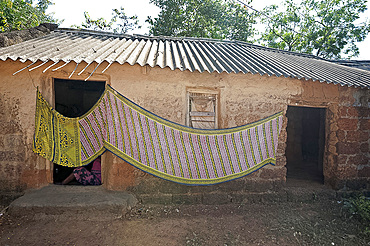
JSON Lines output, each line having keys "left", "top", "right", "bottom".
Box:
{"left": 47, "top": 0, "right": 370, "bottom": 60}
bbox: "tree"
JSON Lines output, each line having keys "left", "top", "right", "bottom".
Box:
{"left": 75, "top": 7, "right": 140, "bottom": 34}
{"left": 0, "top": 0, "right": 56, "bottom": 32}
{"left": 259, "top": 0, "right": 370, "bottom": 59}
{"left": 146, "top": 0, "right": 257, "bottom": 42}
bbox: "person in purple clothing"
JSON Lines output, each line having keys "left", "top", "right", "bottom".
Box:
{"left": 62, "top": 156, "right": 102, "bottom": 185}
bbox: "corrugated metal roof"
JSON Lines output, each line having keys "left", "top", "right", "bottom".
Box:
{"left": 0, "top": 28, "right": 369, "bottom": 88}
{"left": 331, "top": 60, "right": 370, "bottom": 71}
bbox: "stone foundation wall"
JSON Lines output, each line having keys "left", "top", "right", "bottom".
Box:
{"left": 334, "top": 87, "right": 370, "bottom": 190}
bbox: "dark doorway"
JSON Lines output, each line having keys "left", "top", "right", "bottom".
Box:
{"left": 285, "top": 106, "right": 325, "bottom": 183}
{"left": 53, "top": 79, "right": 105, "bottom": 184}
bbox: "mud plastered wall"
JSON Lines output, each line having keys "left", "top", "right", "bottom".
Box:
{"left": 101, "top": 64, "right": 348, "bottom": 203}
{"left": 0, "top": 61, "right": 53, "bottom": 194}
{"left": 1, "top": 60, "right": 368, "bottom": 199}
{"left": 0, "top": 60, "right": 109, "bottom": 194}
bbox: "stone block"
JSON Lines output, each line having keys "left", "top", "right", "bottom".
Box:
{"left": 277, "top": 142, "right": 286, "bottom": 153}
{"left": 336, "top": 130, "right": 346, "bottom": 142}
{"left": 172, "top": 193, "right": 202, "bottom": 204}
{"left": 347, "top": 155, "right": 368, "bottom": 166}
{"left": 359, "top": 131, "right": 369, "bottom": 142}
{"left": 329, "top": 131, "right": 338, "bottom": 142}
{"left": 202, "top": 192, "right": 231, "bottom": 205}
{"left": 228, "top": 193, "right": 251, "bottom": 203}
{"left": 243, "top": 180, "right": 283, "bottom": 192}
{"left": 337, "top": 155, "right": 348, "bottom": 165}
{"left": 279, "top": 129, "right": 287, "bottom": 141}
{"left": 330, "top": 123, "right": 339, "bottom": 132}
{"left": 338, "top": 118, "right": 358, "bottom": 131}
{"left": 360, "top": 119, "right": 370, "bottom": 130}
{"left": 188, "top": 184, "right": 220, "bottom": 194}
{"left": 346, "top": 131, "right": 360, "bottom": 142}
{"left": 275, "top": 156, "right": 287, "bottom": 166}
{"left": 339, "top": 107, "right": 348, "bottom": 118}
{"left": 327, "top": 155, "right": 337, "bottom": 169}
{"left": 240, "top": 193, "right": 263, "bottom": 203}
{"left": 270, "top": 180, "right": 285, "bottom": 191}
{"left": 216, "top": 179, "right": 248, "bottom": 192}
{"left": 347, "top": 107, "right": 359, "bottom": 118}
{"left": 137, "top": 193, "right": 172, "bottom": 204}
{"left": 157, "top": 181, "right": 191, "bottom": 194}
{"left": 328, "top": 145, "right": 337, "bottom": 154}
{"left": 337, "top": 142, "right": 360, "bottom": 155}
{"left": 360, "top": 143, "right": 369, "bottom": 153}
{"left": 336, "top": 164, "right": 357, "bottom": 179}
{"left": 358, "top": 166, "right": 370, "bottom": 178}
{"left": 234, "top": 192, "right": 288, "bottom": 204}
{"left": 356, "top": 107, "right": 370, "bottom": 118}
{"left": 127, "top": 178, "right": 163, "bottom": 194}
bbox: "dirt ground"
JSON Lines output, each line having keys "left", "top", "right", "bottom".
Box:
{"left": 0, "top": 198, "right": 369, "bottom": 246}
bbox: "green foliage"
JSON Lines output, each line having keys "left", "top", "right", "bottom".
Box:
{"left": 343, "top": 195, "right": 370, "bottom": 235}
{"left": 74, "top": 7, "right": 140, "bottom": 34}
{"left": 146, "top": 0, "right": 257, "bottom": 42}
{"left": 344, "top": 196, "right": 370, "bottom": 222}
{"left": 0, "top": 0, "right": 56, "bottom": 32}
{"left": 259, "top": 0, "right": 370, "bottom": 59}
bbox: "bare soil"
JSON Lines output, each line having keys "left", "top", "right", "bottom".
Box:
{"left": 0, "top": 199, "right": 369, "bottom": 246}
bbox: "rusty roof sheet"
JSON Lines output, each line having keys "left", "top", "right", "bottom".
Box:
{"left": 0, "top": 28, "right": 369, "bottom": 88}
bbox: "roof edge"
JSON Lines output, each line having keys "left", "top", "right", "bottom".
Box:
{"left": 56, "top": 28, "right": 324, "bottom": 61}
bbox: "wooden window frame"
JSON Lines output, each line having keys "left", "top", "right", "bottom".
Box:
{"left": 186, "top": 88, "right": 220, "bottom": 129}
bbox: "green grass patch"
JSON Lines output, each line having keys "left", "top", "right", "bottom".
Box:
{"left": 343, "top": 195, "right": 370, "bottom": 236}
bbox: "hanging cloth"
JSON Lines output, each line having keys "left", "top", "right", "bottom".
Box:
{"left": 33, "top": 85, "right": 283, "bottom": 185}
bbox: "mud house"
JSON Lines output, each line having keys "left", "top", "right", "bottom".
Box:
{"left": 0, "top": 24, "right": 369, "bottom": 203}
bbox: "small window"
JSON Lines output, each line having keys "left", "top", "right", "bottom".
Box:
{"left": 187, "top": 90, "right": 218, "bottom": 129}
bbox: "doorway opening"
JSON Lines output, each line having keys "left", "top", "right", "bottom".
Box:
{"left": 285, "top": 106, "right": 326, "bottom": 184}
{"left": 53, "top": 79, "right": 105, "bottom": 184}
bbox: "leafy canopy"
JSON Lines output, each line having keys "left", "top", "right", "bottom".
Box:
{"left": 74, "top": 7, "right": 140, "bottom": 34}
{"left": 146, "top": 0, "right": 257, "bottom": 42}
{"left": 259, "top": 0, "right": 370, "bottom": 59}
{"left": 0, "top": 0, "right": 56, "bottom": 32}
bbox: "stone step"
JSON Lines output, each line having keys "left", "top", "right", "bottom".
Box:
{"left": 135, "top": 187, "right": 338, "bottom": 205}
{"left": 8, "top": 185, "right": 138, "bottom": 219}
